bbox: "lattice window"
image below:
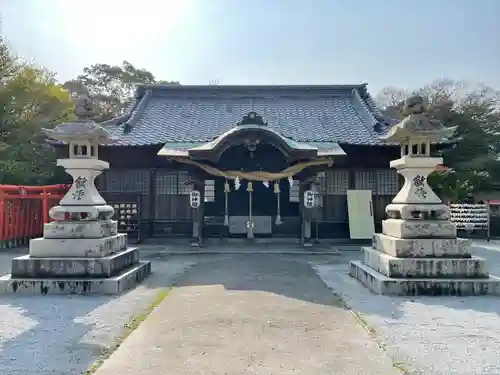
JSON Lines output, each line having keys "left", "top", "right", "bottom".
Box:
{"left": 178, "top": 172, "right": 192, "bottom": 195}
{"left": 204, "top": 180, "right": 215, "bottom": 202}
{"left": 156, "top": 172, "right": 178, "bottom": 195}
{"left": 354, "top": 171, "right": 377, "bottom": 192}
{"left": 316, "top": 172, "right": 327, "bottom": 194}
{"left": 326, "top": 170, "right": 349, "bottom": 195}
{"left": 311, "top": 184, "right": 323, "bottom": 207}
{"left": 289, "top": 180, "right": 300, "bottom": 202}
{"left": 376, "top": 169, "right": 399, "bottom": 195}
{"left": 104, "top": 169, "right": 150, "bottom": 194}
{"left": 154, "top": 171, "right": 192, "bottom": 220}
{"left": 354, "top": 169, "right": 399, "bottom": 195}
{"left": 156, "top": 171, "right": 192, "bottom": 195}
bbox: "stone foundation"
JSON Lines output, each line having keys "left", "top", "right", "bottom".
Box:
{"left": 361, "top": 246, "right": 488, "bottom": 278}
{"left": 0, "top": 261, "right": 151, "bottom": 295}
{"left": 43, "top": 220, "right": 118, "bottom": 239}
{"left": 29, "top": 232, "right": 127, "bottom": 258}
{"left": 11, "top": 247, "right": 140, "bottom": 278}
{"left": 382, "top": 219, "right": 457, "bottom": 239}
{"left": 350, "top": 261, "right": 500, "bottom": 296}
{"left": 372, "top": 233, "right": 471, "bottom": 258}
{"left": 0, "top": 220, "right": 151, "bottom": 295}
{"left": 351, "top": 225, "right": 500, "bottom": 296}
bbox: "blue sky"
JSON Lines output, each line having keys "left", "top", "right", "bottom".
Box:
{"left": 1, "top": 0, "right": 499, "bottom": 94}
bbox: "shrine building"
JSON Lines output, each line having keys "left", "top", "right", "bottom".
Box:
{"left": 59, "top": 84, "right": 403, "bottom": 243}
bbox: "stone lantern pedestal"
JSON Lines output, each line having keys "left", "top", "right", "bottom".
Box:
{"left": 0, "top": 95, "right": 151, "bottom": 295}
{"left": 349, "top": 95, "right": 500, "bottom": 296}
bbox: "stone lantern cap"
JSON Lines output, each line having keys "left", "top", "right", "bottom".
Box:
{"left": 43, "top": 91, "right": 116, "bottom": 145}
{"left": 43, "top": 121, "right": 115, "bottom": 144}
{"left": 380, "top": 95, "right": 457, "bottom": 144}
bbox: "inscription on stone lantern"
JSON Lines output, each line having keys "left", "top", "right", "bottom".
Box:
{"left": 72, "top": 176, "right": 88, "bottom": 200}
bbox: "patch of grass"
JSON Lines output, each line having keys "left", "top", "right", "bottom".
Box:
{"left": 393, "top": 361, "right": 411, "bottom": 374}
{"left": 352, "top": 311, "right": 377, "bottom": 336}
{"left": 83, "top": 288, "right": 172, "bottom": 375}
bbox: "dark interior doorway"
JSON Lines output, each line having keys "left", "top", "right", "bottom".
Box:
{"left": 204, "top": 143, "right": 300, "bottom": 236}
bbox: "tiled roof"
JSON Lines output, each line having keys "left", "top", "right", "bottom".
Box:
{"left": 104, "top": 84, "right": 394, "bottom": 147}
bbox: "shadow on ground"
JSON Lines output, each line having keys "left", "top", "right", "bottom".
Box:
{"left": 170, "top": 254, "right": 348, "bottom": 308}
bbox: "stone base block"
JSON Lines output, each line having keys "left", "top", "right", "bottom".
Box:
{"left": 362, "top": 247, "right": 488, "bottom": 278}
{"left": 29, "top": 233, "right": 127, "bottom": 258}
{"left": 349, "top": 261, "right": 500, "bottom": 296}
{"left": 373, "top": 233, "right": 471, "bottom": 258}
{"left": 382, "top": 219, "right": 457, "bottom": 239}
{"left": 0, "top": 261, "right": 152, "bottom": 295}
{"left": 11, "top": 247, "right": 139, "bottom": 278}
{"left": 385, "top": 203, "right": 449, "bottom": 220}
{"left": 43, "top": 220, "right": 118, "bottom": 239}
{"left": 49, "top": 204, "right": 114, "bottom": 221}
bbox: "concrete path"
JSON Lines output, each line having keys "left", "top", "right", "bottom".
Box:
{"left": 94, "top": 255, "right": 402, "bottom": 375}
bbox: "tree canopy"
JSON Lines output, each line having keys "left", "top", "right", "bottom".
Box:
{"left": 63, "top": 61, "right": 180, "bottom": 122}
{"left": 0, "top": 37, "right": 74, "bottom": 185}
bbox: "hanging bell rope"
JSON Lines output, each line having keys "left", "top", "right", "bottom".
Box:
{"left": 223, "top": 179, "right": 230, "bottom": 226}
{"left": 274, "top": 181, "right": 282, "bottom": 225}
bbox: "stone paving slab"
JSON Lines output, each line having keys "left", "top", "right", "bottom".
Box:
{"left": 93, "top": 255, "right": 402, "bottom": 375}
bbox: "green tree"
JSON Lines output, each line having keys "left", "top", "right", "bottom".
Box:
{"left": 377, "top": 79, "right": 500, "bottom": 202}
{"left": 0, "top": 36, "right": 74, "bottom": 185}
{"left": 64, "top": 61, "right": 180, "bottom": 121}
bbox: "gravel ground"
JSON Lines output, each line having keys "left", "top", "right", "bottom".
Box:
{"left": 0, "top": 252, "right": 195, "bottom": 375}
{"left": 313, "top": 244, "right": 500, "bottom": 375}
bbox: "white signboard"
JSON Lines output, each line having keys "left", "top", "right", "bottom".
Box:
{"left": 190, "top": 190, "right": 201, "bottom": 208}
{"left": 304, "top": 190, "right": 315, "bottom": 208}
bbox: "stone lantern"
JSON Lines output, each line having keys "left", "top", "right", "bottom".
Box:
{"left": 43, "top": 93, "right": 114, "bottom": 222}
{"left": 0, "top": 92, "right": 151, "bottom": 295}
{"left": 382, "top": 95, "right": 457, "bottom": 220}
{"left": 349, "top": 95, "right": 500, "bottom": 296}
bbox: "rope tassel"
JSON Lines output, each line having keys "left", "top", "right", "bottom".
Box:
{"left": 274, "top": 182, "right": 282, "bottom": 225}
{"left": 247, "top": 181, "right": 254, "bottom": 239}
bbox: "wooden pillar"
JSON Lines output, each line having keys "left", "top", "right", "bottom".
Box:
{"left": 297, "top": 166, "right": 323, "bottom": 246}
{"left": 149, "top": 168, "right": 157, "bottom": 237}
{"left": 190, "top": 180, "right": 205, "bottom": 247}
{"left": 302, "top": 182, "right": 313, "bottom": 246}
{"left": 299, "top": 182, "right": 313, "bottom": 246}
{"left": 348, "top": 170, "right": 356, "bottom": 189}
{"left": 198, "top": 181, "right": 205, "bottom": 245}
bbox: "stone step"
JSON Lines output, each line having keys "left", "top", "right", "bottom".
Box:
{"left": 361, "top": 246, "right": 489, "bottom": 278}
{"left": 382, "top": 219, "right": 457, "bottom": 239}
{"left": 43, "top": 220, "right": 118, "bottom": 239}
{"left": 349, "top": 261, "right": 500, "bottom": 296}
{"left": 0, "top": 261, "right": 152, "bottom": 295}
{"left": 373, "top": 233, "right": 471, "bottom": 258}
{"left": 11, "top": 247, "right": 139, "bottom": 278}
{"left": 29, "top": 233, "right": 128, "bottom": 258}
